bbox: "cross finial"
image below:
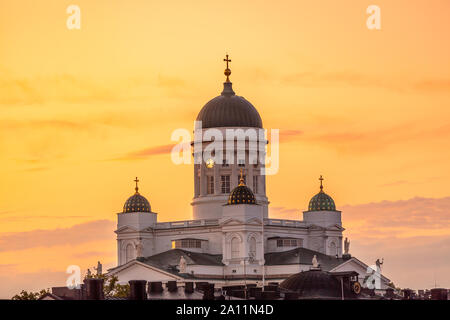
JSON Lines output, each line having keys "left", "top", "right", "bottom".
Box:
{"left": 319, "top": 175, "right": 324, "bottom": 191}
{"left": 134, "top": 177, "right": 139, "bottom": 193}
{"left": 224, "top": 54, "right": 232, "bottom": 82}
{"left": 239, "top": 168, "right": 245, "bottom": 186}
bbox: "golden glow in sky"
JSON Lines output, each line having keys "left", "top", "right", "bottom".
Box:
{"left": 0, "top": 0, "right": 449, "bottom": 296}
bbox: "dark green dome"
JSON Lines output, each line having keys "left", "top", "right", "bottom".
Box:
{"left": 308, "top": 176, "right": 336, "bottom": 211}
{"left": 227, "top": 176, "right": 256, "bottom": 205}
{"left": 308, "top": 191, "right": 336, "bottom": 211}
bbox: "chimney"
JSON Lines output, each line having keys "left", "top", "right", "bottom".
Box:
{"left": 185, "top": 282, "right": 194, "bottom": 294}
{"left": 129, "top": 280, "right": 147, "bottom": 300}
{"left": 84, "top": 278, "right": 104, "bottom": 300}
{"left": 195, "top": 282, "right": 209, "bottom": 291}
{"left": 202, "top": 284, "right": 215, "bottom": 300}
{"left": 149, "top": 281, "right": 163, "bottom": 293}
{"left": 284, "top": 292, "right": 299, "bottom": 300}
{"left": 167, "top": 281, "right": 178, "bottom": 292}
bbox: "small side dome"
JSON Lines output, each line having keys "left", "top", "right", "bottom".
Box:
{"left": 227, "top": 171, "right": 256, "bottom": 205}
{"left": 308, "top": 175, "right": 336, "bottom": 211}
{"left": 122, "top": 177, "right": 151, "bottom": 213}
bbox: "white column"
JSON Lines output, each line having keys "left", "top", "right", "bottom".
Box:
{"left": 231, "top": 163, "right": 238, "bottom": 189}
{"left": 214, "top": 164, "right": 220, "bottom": 194}
{"left": 194, "top": 164, "right": 200, "bottom": 197}
{"left": 200, "top": 163, "right": 206, "bottom": 196}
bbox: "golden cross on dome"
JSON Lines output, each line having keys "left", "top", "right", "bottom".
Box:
{"left": 134, "top": 177, "right": 140, "bottom": 193}
{"left": 223, "top": 54, "right": 232, "bottom": 82}
{"left": 224, "top": 54, "right": 231, "bottom": 69}
{"left": 319, "top": 175, "right": 324, "bottom": 191}
{"left": 239, "top": 168, "right": 245, "bottom": 186}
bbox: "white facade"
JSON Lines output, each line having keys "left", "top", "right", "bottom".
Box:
{"left": 111, "top": 72, "right": 391, "bottom": 290}
{"left": 115, "top": 198, "right": 344, "bottom": 268}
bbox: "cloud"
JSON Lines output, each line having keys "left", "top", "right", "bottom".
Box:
{"left": 0, "top": 215, "right": 89, "bottom": 223}
{"left": 280, "top": 70, "right": 450, "bottom": 94}
{"left": 281, "top": 71, "right": 387, "bottom": 89}
{"left": 271, "top": 196, "right": 450, "bottom": 238}
{"left": 279, "top": 129, "right": 303, "bottom": 143}
{"left": 71, "top": 250, "right": 114, "bottom": 259}
{"left": 270, "top": 196, "right": 450, "bottom": 288}
{"left": 414, "top": 79, "right": 450, "bottom": 93}
{"left": 276, "top": 122, "right": 450, "bottom": 154}
{"left": 113, "top": 143, "right": 191, "bottom": 161}
{"left": 351, "top": 235, "right": 450, "bottom": 289}
{"left": 0, "top": 220, "right": 115, "bottom": 252}
{"left": 342, "top": 197, "right": 450, "bottom": 238}
{"left": 270, "top": 206, "right": 300, "bottom": 217}
{"left": 0, "top": 70, "right": 197, "bottom": 107}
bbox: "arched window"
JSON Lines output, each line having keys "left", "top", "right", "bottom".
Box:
{"left": 329, "top": 242, "right": 337, "bottom": 256}
{"left": 231, "top": 237, "right": 240, "bottom": 259}
{"left": 126, "top": 243, "right": 135, "bottom": 262}
{"left": 249, "top": 237, "right": 257, "bottom": 259}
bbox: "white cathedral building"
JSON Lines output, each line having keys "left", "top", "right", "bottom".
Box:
{"left": 108, "top": 57, "right": 391, "bottom": 290}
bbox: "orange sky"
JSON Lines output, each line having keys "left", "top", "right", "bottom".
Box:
{"left": 1, "top": 0, "right": 450, "bottom": 297}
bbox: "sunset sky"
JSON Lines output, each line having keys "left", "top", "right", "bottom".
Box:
{"left": 1, "top": 0, "right": 450, "bottom": 297}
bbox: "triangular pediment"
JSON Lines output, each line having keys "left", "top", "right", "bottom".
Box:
{"left": 307, "top": 224, "right": 326, "bottom": 230}
{"left": 220, "top": 217, "right": 263, "bottom": 226}
{"left": 246, "top": 217, "right": 263, "bottom": 225}
{"left": 108, "top": 260, "right": 182, "bottom": 283}
{"left": 326, "top": 224, "right": 345, "bottom": 231}
{"left": 330, "top": 257, "right": 391, "bottom": 284}
{"left": 220, "top": 218, "right": 244, "bottom": 226}
{"left": 115, "top": 225, "right": 139, "bottom": 234}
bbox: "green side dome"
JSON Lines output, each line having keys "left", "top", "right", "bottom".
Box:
{"left": 308, "top": 175, "right": 336, "bottom": 211}
{"left": 308, "top": 191, "right": 336, "bottom": 211}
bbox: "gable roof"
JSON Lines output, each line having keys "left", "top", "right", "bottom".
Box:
{"left": 143, "top": 249, "right": 224, "bottom": 267}
{"left": 264, "top": 247, "right": 344, "bottom": 271}
{"left": 329, "top": 256, "right": 391, "bottom": 283}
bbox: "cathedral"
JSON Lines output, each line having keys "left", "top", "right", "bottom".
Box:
{"left": 108, "top": 56, "right": 391, "bottom": 291}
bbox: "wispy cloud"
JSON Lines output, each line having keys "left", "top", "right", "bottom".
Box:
{"left": 275, "top": 122, "right": 450, "bottom": 154}
{"left": 0, "top": 220, "right": 115, "bottom": 252}
{"left": 270, "top": 206, "right": 300, "bottom": 217}
{"left": 270, "top": 196, "right": 450, "bottom": 288}
{"left": 279, "top": 129, "right": 303, "bottom": 143}
{"left": 280, "top": 70, "right": 450, "bottom": 94}
{"left": 113, "top": 143, "right": 192, "bottom": 161}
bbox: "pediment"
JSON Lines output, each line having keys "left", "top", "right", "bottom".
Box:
{"left": 115, "top": 225, "right": 139, "bottom": 234}
{"left": 220, "top": 218, "right": 244, "bottom": 226}
{"left": 307, "top": 224, "right": 326, "bottom": 230}
{"left": 330, "top": 257, "right": 391, "bottom": 283}
{"left": 326, "top": 224, "right": 345, "bottom": 231}
{"left": 108, "top": 261, "right": 181, "bottom": 282}
{"left": 220, "top": 217, "right": 262, "bottom": 226}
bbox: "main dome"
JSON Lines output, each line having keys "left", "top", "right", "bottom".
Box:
{"left": 196, "top": 82, "right": 263, "bottom": 129}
